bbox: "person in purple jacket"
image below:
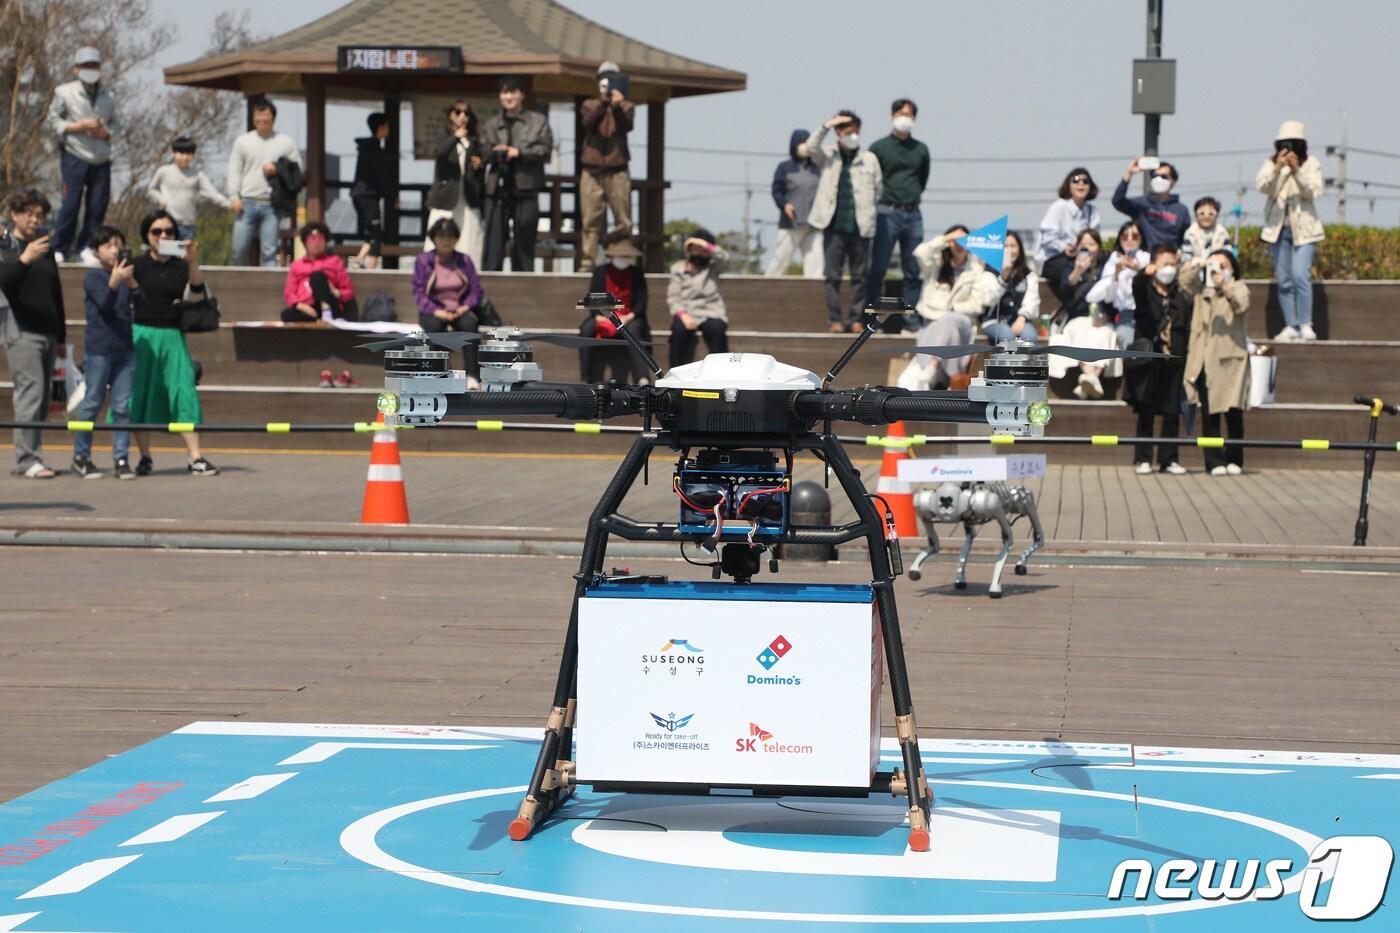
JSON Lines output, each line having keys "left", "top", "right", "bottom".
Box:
{"left": 412, "top": 217, "right": 484, "bottom": 382}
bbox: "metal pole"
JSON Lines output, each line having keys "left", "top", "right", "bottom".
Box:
{"left": 1337, "top": 108, "right": 1348, "bottom": 224}
{"left": 1142, "top": 0, "right": 1163, "bottom": 196}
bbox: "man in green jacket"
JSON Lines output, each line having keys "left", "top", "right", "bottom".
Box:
{"left": 865, "top": 99, "right": 930, "bottom": 330}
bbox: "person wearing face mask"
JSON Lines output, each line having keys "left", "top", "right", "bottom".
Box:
{"left": 804, "top": 111, "right": 882, "bottom": 333}
{"left": 667, "top": 228, "right": 729, "bottom": 368}
{"left": 1127, "top": 244, "right": 1193, "bottom": 475}
{"left": 765, "top": 129, "right": 823, "bottom": 277}
{"left": 579, "top": 233, "right": 650, "bottom": 380}
{"left": 1045, "top": 229, "right": 1120, "bottom": 399}
{"left": 1180, "top": 197, "right": 1232, "bottom": 282}
{"left": 280, "top": 222, "right": 356, "bottom": 323}
{"left": 865, "top": 99, "right": 930, "bottom": 327}
{"left": 895, "top": 224, "right": 1001, "bottom": 391}
{"left": 1257, "top": 121, "right": 1325, "bottom": 343}
{"left": 1112, "top": 157, "right": 1191, "bottom": 252}
{"left": 45, "top": 47, "right": 119, "bottom": 265}
{"left": 1183, "top": 249, "right": 1251, "bottom": 476}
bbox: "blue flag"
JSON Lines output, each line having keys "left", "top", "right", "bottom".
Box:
{"left": 957, "top": 215, "right": 1009, "bottom": 272}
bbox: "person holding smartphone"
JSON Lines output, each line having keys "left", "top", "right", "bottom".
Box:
{"left": 129, "top": 210, "right": 218, "bottom": 476}
{"left": 71, "top": 226, "right": 141, "bottom": 479}
{"left": 1184, "top": 249, "right": 1251, "bottom": 476}
{"left": 1257, "top": 121, "right": 1324, "bottom": 342}
{"left": 0, "top": 190, "right": 65, "bottom": 477}
{"left": 1112, "top": 156, "right": 1190, "bottom": 252}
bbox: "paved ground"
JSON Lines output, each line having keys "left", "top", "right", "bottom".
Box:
{"left": 1, "top": 443, "right": 1395, "bottom": 549}
{"left": 3, "top": 547, "right": 1398, "bottom": 804}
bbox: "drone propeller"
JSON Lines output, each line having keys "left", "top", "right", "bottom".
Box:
{"left": 356, "top": 331, "right": 483, "bottom": 353}
{"left": 877, "top": 342, "right": 1166, "bottom": 363}
{"left": 527, "top": 333, "right": 655, "bottom": 349}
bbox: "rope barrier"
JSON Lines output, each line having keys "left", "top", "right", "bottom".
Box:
{"left": 0, "top": 420, "right": 1395, "bottom": 453}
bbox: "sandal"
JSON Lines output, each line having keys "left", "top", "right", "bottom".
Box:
{"left": 20, "top": 461, "right": 56, "bottom": 479}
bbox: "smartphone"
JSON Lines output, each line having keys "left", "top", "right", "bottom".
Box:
{"left": 1138, "top": 156, "right": 1160, "bottom": 170}
{"left": 32, "top": 222, "right": 52, "bottom": 240}
{"left": 117, "top": 248, "right": 132, "bottom": 265}
{"left": 157, "top": 238, "right": 188, "bottom": 257}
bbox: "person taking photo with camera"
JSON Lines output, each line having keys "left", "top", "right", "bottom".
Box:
{"left": 481, "top": 76, "right": 555, "bottom": 272}
{"left": 71, "top": 225, "right": 141, "bottom": 480}
{"left": 1257, "top": 120, "right": 1324, "bottom": 342}
{"left": 577, "top": 62, "right": 635, "bottom": 272}
{"left": 1113, "top": 157, "right": 1190, "bottom": 252}
{"left": 0, "top": 190, "right": 65, "bottom": 478}
{"left": 1184, "top": 249, "right": 1251, "bottom": 476}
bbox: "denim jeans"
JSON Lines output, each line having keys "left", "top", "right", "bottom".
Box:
{"left": 865, "top": 204, "right": 924, "bottom": 322}
{"left": 231, "top": 198, "right": 282, "bottom": 267}
{"left": 176, "top": 222, "right": 196, "bottom": 241}
{"left": 983, "top": 319, "right": 1032, "bottom": 345}
{"left": 1269, "top": 225, "right": 1315, "bottom": 330}
{"left": 73, "top": 349, "right": 135, "bottom": 462}
{"left": 53, "top": 151, "right": 111, "bottom": 257}
{"left": 1114, "top": 319, "right": 1135, "bottom": 350}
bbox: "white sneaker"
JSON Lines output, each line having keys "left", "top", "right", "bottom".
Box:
{"left": 1163, "top": 462, "right": 1187, "bottom": 475}
{"left": 1299, "top": 324, "right": 1318, "bottom": 342}
{"left": 1272, "top": 327, "right": 1297, "bottom": 343}
{"left": 1077, "top": 372, "right": 1104, "bottom": 399}
{"left": 1225, "top": 463, "right": 1243, "bottom": 476}
{"left": 1210, "top": 465, "right": 1229, "bottom": 477}
{"left": 1072, "top": 383, "right": 1086, "bottom": 399}
{"left": 79, "top": 247, "right": 100, "bottom": 267}
{"left": 1135, "top": 462, "right": 1152, "bottom": 475}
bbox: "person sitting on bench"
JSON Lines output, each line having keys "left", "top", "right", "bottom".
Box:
{"left": 579, "top": 233, "right": 649, "bottom": 381}
{"left": 413, "top": 217, "right": 484, "bottom": 382}
{"left": 667, "top": 227, "right": 729, "bottom": 369}
{"left": 280, "top": 221, "right": 356, "bottom": 322}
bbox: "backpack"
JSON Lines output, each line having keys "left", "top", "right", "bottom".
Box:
{"left": 475, "top": 297, "right": 503, "bottom": 327}
{"left": 359, "top": 292, "right": 396, "bottom": 323}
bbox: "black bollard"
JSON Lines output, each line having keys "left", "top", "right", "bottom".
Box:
{"left": 1352, "top": 395, "right": 1398, "bottom": 546}
{"left": 781, "top": 480, "right": 837, "bottom": 562}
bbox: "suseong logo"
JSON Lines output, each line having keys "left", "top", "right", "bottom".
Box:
{"left": 1107, "top": 836, "right": 1393, "bottom": 921}
{"left": 749, "top": 635, "right": 800, "bottom": 685}
{"left": 642, "top": 639, "right": 706, "bottom": 677}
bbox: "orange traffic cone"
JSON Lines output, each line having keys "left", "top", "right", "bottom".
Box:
{"left": 875, "top": 421, "right": 919, "bottom": 538}
{"left": 361, "top": 414, "right": 410, "bottom": 524}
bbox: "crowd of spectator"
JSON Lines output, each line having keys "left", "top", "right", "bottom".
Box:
{"left": 0, "top": 43, "right": 1331, "bottom": 481}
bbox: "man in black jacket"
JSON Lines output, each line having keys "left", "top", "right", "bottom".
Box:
{"left": 351, "top": 112, "right": 393, "bottom": 267}
{"left": 0, "top": 190, "right": 65, "bottom": 477}
{"left": 480, "top": 76, "right": 554, "bottom": 272}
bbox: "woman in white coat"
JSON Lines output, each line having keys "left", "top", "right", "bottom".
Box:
{"left": 1257, "top": 120, "right": 1324, "bottom": 342}
{"left": 1086, "top": 221, "right": 1148, "bottom": 350}
{"left": 896, "top": 224, "right": 1001, "bottom": 390}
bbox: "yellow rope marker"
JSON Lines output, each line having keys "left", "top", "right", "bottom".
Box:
{"left": 265, "top": 423, "right": 291, "bottom": 433}
{"left": 989, "top": 434, "right": 1015, "bottom": 445}
{"left": 911, "top": 434, "right": 928, "bottom": 446}
{"left": 354, "top": 422, "right": 375, "bottom": 432}
{"left": 168, "top": 422, "right": 195, "bottom": 433}
{"left": 1301, "top": 439, "right": 1329, "bottom": 451}
{"left": 573, "top": 423, "right": 602, "bottom": 434}
{"left": 477, "top": 420, "right": 504, "bottom": 431}
{"left": 1090, "top": 435, "right": 1119, "bottom": 446}
{"left": 1372, "top": 398, "right": 1385, "bottom": 418}
{"left": 67, "top": 420, "right": 95, "bottom": 432}
{"left": 1196, "top": 436, "right": 1225, "bottom": 448}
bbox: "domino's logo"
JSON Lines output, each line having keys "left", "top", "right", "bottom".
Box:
{"left": 756, "top": 635, "right": 792, "bottom": 670}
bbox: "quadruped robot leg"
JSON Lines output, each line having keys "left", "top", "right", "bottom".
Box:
{"left": 1013, "top": 486, "right": 1045, "bottom": 576}
{"left": 906, "top": 513, "right": 941, "bottom": 582}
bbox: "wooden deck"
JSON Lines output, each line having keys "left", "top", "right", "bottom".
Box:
{"left": 1, "top": 547, "right": 1397, "bottom": 803}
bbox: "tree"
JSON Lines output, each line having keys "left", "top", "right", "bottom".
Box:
{"left": 0, "top": 2, "right": 254, "bottom": 261}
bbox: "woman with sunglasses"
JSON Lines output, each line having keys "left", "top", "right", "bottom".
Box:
{"left": 128, "top": 209, "right": 218, "bottom": 476}
{"left": 424, "top": 100, "right": 485, "bottom": 267}
{"left": 1035, "top": 167, "right": 1100, "bottom": 283}
{"left": 1086, "top": 220, "right": 1149, "bottom": 350}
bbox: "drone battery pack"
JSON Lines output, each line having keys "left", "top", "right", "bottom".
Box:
{"left": 677, "top": 452, "right": 789, "bottom": 538}
{"left": 576, "top": 581, "right": 883, "bottom": 790}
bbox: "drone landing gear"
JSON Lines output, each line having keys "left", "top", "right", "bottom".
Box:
{"left": 508, "top": 432, "right": 935, "bottom": 853}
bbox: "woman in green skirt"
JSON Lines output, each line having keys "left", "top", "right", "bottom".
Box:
{"left": 130, "top": 210, "right": 219, "bottom": 475}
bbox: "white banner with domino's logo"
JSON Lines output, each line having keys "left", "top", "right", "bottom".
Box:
{"left": 577, "top": 582, "right": 880, "bottom": 788}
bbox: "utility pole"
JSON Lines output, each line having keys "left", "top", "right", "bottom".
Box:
{"left": 1142, "top": 0, "right": 1164, "bottom": 196}
{"left": 742, "top": 161, "right": 753, "bottom": 272}
{"left": 1337, "top": 108, "right": 1348, "bottom": 225}
{"left": 1233, "top": 163, "right": 1245, "bottom": 251}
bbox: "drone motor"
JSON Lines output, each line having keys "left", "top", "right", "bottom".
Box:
{"left": 478, "top": 328, "right": 544, "bottom": 391}
{"left": 381, "top": 346, "right": 468, "bottom": 424}
{"left": 967, "top": 346, "right": 1053, "bottom": 437}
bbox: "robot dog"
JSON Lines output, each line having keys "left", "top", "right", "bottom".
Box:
{"left": 907, "top": 481, "right": 1045, "bottom": 598}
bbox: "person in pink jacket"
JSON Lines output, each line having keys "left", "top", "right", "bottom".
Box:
{"left": 279, "top": 221, "right": 356, "bottom": 322}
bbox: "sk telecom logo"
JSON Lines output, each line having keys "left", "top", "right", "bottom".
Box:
{"left": 756, "top": 635, "right": 792, "bottom": 670}
{"left": 736, "top": 722, "right": 773, "bottom": 752}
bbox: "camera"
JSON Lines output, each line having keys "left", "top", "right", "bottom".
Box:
{"left": 599, "top": 72, "right": 630, "bottom": 99}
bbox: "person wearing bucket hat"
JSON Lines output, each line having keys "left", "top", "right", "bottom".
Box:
{"left": 45, "top": 46, "right": 119, "bottom": 265}
{"left": 1257, "top": 119, "right": 1325, "bottom": 342}
{"left": 578, "top": 233, "right": 650, "bottom": 380}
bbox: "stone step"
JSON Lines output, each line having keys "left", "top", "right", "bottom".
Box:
{"left": 54, "top": 265, "right": 1400, "bottom": 341}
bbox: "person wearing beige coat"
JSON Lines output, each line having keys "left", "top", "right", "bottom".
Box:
{"left": 1257, "top": 119, "right": 1325, "bottom": 343}
{"left": 1183, "top": 249, "right": 1250, "bottom": 475}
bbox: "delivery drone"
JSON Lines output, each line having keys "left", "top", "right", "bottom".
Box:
{"left": 361, "top": 284, "right": 1158, "bottom": 853}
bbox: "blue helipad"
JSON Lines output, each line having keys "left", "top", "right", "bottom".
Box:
{"left": 1, "top": 722, "right": 1396, "bottom": 930}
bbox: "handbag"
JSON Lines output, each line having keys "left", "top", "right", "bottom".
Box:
{"left": 178, "top": 292, "right": 221, "bottom": 333}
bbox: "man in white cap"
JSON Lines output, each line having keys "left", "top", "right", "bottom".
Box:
{"left": 46, "top": 46, "right": 118, "bottom": 266}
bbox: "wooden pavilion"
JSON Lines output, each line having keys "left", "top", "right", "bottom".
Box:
{"left": 163, "top": 0, "right": 746, "bottom": 269}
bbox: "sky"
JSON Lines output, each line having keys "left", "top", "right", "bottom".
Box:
{"left": 143, "top": 0, "right": 1400, "bottom": 253}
